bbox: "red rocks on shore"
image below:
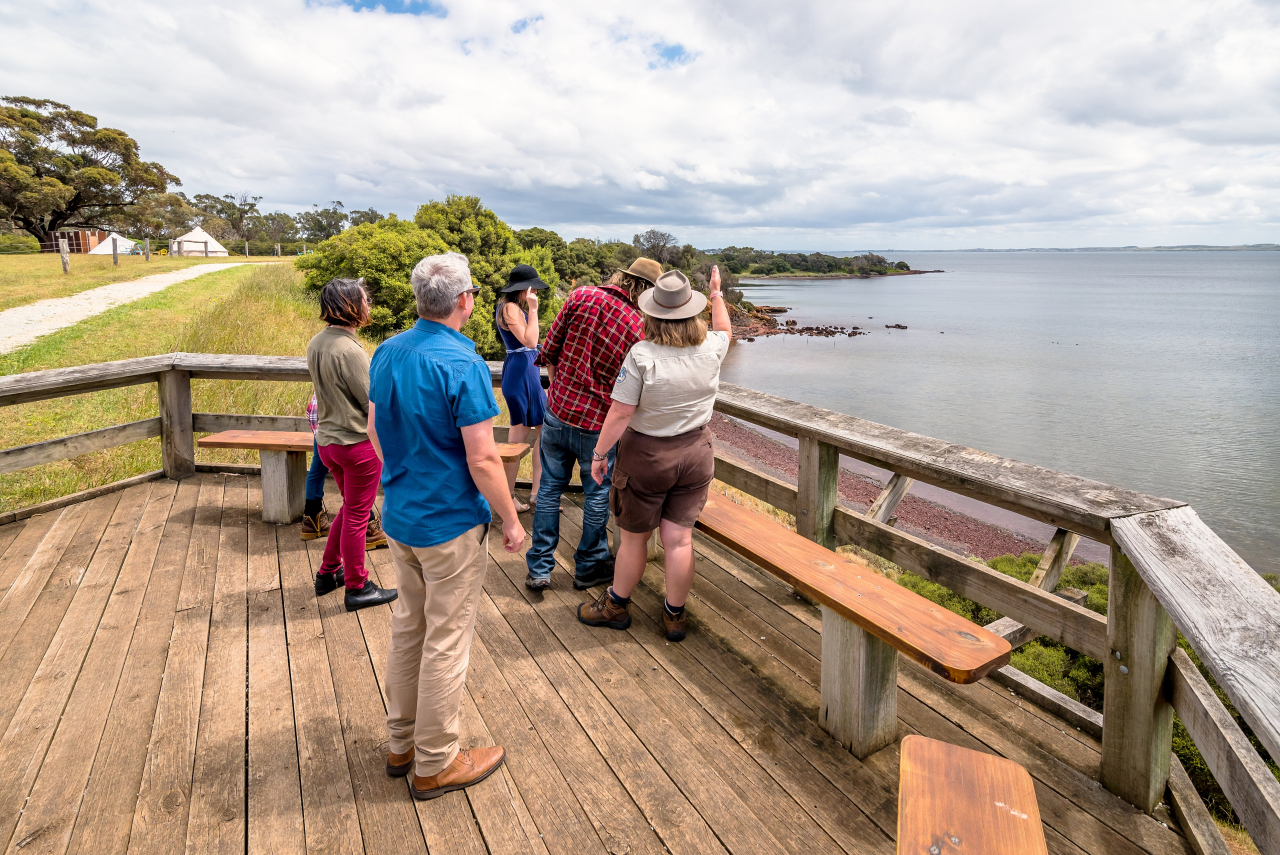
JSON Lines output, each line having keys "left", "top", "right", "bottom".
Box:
{"left": 708, "top": 412, "right": 1050, "bottom": 562}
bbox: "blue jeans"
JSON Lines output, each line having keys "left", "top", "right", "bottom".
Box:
{"left": 306, "top": 439, "right": 328, "bottom": 502}
{"left": 526, "top": 411, "right": 614, "bottom": 581}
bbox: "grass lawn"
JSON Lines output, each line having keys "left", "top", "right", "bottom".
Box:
{"left": 0, "top": 252, "right": 287, "bottom": 313}
{"left": 0, "top": 263, "right": 324, "bottom": 510}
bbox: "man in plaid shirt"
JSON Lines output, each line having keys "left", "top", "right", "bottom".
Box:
{"left": 525, "top": 258, "right": 660, "bottom": 590}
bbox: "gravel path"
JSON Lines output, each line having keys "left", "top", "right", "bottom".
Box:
{"left": 0, "top": 263, "right": 248, "bottom": 354}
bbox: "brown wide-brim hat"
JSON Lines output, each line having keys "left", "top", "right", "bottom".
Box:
{"left": 616, "top": 257, "right": 663, "bottom": 287}
{"left": 637, "top": 269, "right": 707, "bottom": 320}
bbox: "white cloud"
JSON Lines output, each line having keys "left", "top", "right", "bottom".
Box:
{"left": 2, "top": 0, "right": 1278, "bottom": 248}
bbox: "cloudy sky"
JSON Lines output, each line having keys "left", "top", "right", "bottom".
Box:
{"left": 4, "top": 0, "right": 1279, "bottom": 249}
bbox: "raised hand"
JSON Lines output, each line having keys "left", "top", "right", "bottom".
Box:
{"left": 710, "top": 265, "right": 722, "bottom": 296}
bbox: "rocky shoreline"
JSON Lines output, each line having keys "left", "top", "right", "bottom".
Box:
{"left": 707, "top": 412, "right": 1058, "bottom": 563}
{"left": 743, "top": 269, "right": 943, "bottom": 281}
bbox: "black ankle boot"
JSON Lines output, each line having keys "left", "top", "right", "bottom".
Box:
{"left": 344, "top": 580, "right": 398, "bottom": 612}
{"left": 315, "top": 568, "right": 344, "bottom": 595}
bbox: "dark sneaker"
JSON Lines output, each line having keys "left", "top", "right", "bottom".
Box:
{"left": 663, "top": 608, "right": 687, "bottom": 642}
{"left": 573, "top": 561, "right": 615, "bottom": 591}
{"left": 345, "top": 580, "right": 398, "bottom": 612}
{"left": 301, "top": 510, "right": 330, "bottom": 540}
{"left": 410, "top": 747, "right": 505, "bottom": 801}
{"left": 577, "top": 589, "right": 631, "bottom": 631}
{"left": 387, "top": 746, "right": 414, "bottom": 778}
{"left": 315, "top": 568, "right": 344, "bottom": 595}
{"left": 525, "top": 575, "right": 551, "bottom": 591}
{"left": 366, "top": 517, "right": 388, "bottom": 551}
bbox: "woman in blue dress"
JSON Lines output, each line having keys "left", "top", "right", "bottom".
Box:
{"left": 497, "top": 264, "right": 549, "bottom": 512}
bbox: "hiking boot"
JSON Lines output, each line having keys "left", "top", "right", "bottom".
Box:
{"left": 525, "top": 575, "right": 551, "bottom": 592}
{"left": 663, "top": 607, "right": 687, "bottom": 642}
{"left": 410, "top": 747, "right": 505, "bottom": 801}
{"left": 301, "top": 510, "right": 330, "bottom": 540}
{"left": 387, "top": 746, "right": 415, "bottom": 778}
{"left": 345, "top": 580, "right": 398, "bottom": 612}
{"left": 314, "top": 568, "right": 344, "bottom": 596}
{"left": 366, "top": 517, "right": 388, "bottom": 551}
{"left": 577, "top": 589, "right": 631, "bottom": 631}
{"left": 573, "top": 561, "right": 615, "bottom": 591}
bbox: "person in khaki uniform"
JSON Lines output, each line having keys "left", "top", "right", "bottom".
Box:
{"left": 367, "top": 252, "right": 525, "bottom": 800}
{"left": 578, "top": 266, "right": 733, "bottom": 642}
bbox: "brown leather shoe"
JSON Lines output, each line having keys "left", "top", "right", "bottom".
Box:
{"left": 663, "top": 607, "right": 687, "bottom": 642}
{"left": 387, "top": 746, "right": 414, "bottom": 777}
{"left": 301, "top": 510, "right": 330, "bottom": 540}
{"left": 577, "top": 589, "right": 632, "bottom": 630}
{"left": 409, "top": 747, "right": 505, "bottom": 800}
{"left": 366, "top": 517, "right": 388, "bottom": 551}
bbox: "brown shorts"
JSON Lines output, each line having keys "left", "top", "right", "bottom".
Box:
{"left": 611, "top": 425, "right": 715, "bottom": 533}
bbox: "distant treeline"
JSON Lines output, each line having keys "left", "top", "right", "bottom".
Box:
{"left": 717, "top": 247, "right": 910, "bottom": 276}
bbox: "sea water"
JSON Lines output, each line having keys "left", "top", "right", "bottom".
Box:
{"left": 722, "top": 251, "right": 1280, "bottom": 574}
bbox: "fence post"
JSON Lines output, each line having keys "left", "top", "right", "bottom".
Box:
{"left": 275, "top": 243, "right": 280, "bottom": 257}
{"left": 203, "top": 241, "right": 208, "bottom": 258}
{"left": 177, "top": 240, "right": 184, "bottom": 257}
{"left": 144, "top": 238, "right": 151, "bottom": 261}
{"left": 1101, "top": 544, "right": 1176, "bottom": 813}
{"left": 59, "top": 238, "right": 70, "bottom": 274}
{"left": 112, "top": 237, "right": 118, "bottom": 266}
{"left": 158, "top": 369, "right": 195, "bottom": 479}
{"left": 797, "top": 434, "right": 838, "bottom": 548}
{"left": 244, "top": 239, "right": 249, "bottom": 257}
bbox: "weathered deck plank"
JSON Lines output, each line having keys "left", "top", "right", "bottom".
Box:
{"left": 0, "top": 483, "right": 1228, "bottom": 855}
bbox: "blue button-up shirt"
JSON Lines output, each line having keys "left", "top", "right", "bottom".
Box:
{"left": 369, "top": 319, "right": 500, "bottom": 548}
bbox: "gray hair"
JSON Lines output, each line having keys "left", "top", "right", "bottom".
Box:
{"left": 411, "top": 252, "right": 474, "bottom": 320}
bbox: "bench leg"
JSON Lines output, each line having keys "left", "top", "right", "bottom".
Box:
{"left": 261, "top": 450, "right": 306, "bottom": 524}
{"left": 819, "top": 606, "right": 898, "bottom": 759}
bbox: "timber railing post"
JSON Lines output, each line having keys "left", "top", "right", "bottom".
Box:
{"left": 1101, "top": 543, "right": 1176, "bottom": 813}
{"left": 797, "top": 434, "right": 838, "bottom": 548}
{"left": 158, "top": 369, "right": 195, "bottom": 479}
{"left": 799, "top": 432, "right": 898, "bottom": 759}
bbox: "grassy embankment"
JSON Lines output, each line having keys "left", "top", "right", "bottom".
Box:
{"left": 0, "top": 252, "right": 283, "bottom": 312}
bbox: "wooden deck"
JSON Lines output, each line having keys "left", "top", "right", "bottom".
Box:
{"left": 0, "top": 473, "right": 1199, "bottom": 855}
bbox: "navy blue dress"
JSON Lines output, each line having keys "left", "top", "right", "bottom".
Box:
{"left": 497, "top": 304, "right": 547, "bottom": 427}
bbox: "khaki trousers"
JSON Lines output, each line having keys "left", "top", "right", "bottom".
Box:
{"left": 384, "top": 524, "right": 488, "bottom": 777}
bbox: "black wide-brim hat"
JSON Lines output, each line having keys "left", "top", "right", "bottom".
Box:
{"left": 502, "top": 263, "right": 550, "bottom": 292}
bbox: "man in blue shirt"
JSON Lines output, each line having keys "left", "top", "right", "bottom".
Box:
{"left": 368, "top": 251, "right": 524, "bottom": 801}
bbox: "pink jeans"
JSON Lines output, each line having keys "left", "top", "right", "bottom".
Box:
{"left": 317, "top": 439, "right": 381, "bottom": 589}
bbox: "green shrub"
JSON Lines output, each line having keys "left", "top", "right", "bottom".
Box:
{"left": 0, "top": 234, "right": 39, "bottom": 254}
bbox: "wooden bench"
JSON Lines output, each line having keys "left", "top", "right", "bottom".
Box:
{"left": 198, "top": 430, "right": 531, "bottom": 524}
{"left": 898, "top": 735, "right": 1047, "bottom": 854}
{"left": 695, "top": 496, "right": 1012, "bottom": 757}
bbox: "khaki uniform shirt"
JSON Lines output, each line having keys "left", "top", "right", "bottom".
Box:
{"left": 306, "top": 326, "right": 370, "bottom": 446}
{"left": 611, "top": 331, "right": 730, "bottom": 436}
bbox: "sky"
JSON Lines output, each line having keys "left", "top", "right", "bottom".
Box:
{"left": 3, "top": 0, "right": 1279, "bottom": 250}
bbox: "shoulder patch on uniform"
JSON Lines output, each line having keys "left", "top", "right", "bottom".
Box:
{"left": 616, "top": 365, "right": 627, "bottom": 383}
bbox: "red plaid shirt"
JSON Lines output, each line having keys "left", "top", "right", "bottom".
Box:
{"left": 536, "top": 283, "right": 643, "bottom": 431}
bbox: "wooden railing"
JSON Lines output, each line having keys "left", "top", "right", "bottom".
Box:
{"left": 1, "top": 353, "right": 1277, "bottom": 852}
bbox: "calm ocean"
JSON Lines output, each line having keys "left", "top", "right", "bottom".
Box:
{"left": 723, "top": 251, "right": 1280, "bottom": 575}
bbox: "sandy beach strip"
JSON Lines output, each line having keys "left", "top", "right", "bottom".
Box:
{"left": 0, "top": 263, "right": 248, "bottom": 354}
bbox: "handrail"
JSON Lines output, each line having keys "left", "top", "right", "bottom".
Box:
{"left": 0, "top": 352, "right": 1276, "bottom": 846}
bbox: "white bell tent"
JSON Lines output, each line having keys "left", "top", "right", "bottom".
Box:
{"left": 172, "top": 226, "right": 229, "bottom": 257}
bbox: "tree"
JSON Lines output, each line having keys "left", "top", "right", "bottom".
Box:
{"left": 297, "top": 201, "right": 348, "bottom": 241}
{"left": 633, "top": 228, "right": 677, "bottom": 264}
{"left": 295, "top": 216, "right": 448, "bottom": 339}
{"left": 0, "top": 96, "right": 176, "bottom": 247}
{"left": 192, "top": 192, "right": 261, "bottom": 239}
{"left": 515, "top": 227, "right": 571, "bottom": 281}
{"left": 349, "top": 207, "right": 383, "bottom": 227}
{"left": 414, "top": 195, "right": 518, "bottom": 289}
{"left": 111, "top": 191, "right": 201, "bottom": 240}
{"left": 248, "top": 211, "right": 298, "bottom": 244}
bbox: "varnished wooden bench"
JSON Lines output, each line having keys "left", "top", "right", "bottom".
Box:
{"left": 695, "top": 496, "right": 1012, "bottom": 757}
{"left": 198, "top": 430, "right": 530, "bottom": 524}
{"left": 898, "top": 735, "right": 1047, "bottom": 854}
